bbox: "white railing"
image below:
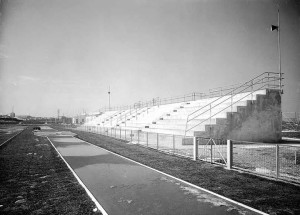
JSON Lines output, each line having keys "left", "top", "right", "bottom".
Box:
{"left": 184, "top": 72, "right": 283, "bottom": 136}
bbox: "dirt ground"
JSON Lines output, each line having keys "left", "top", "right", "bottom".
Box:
{"left": 54, "top": 125, "right": 300, "bottom": 215}
{"left": 0, "top": 126, "right": 102, "bottom": 215}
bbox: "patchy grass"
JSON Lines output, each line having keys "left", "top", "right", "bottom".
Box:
{"left": 54, "top": 125, "right": 300, "bottom": 215}
{"left": 0, "top": 125, "right": 25, "bottom": 145}
{"left": 0, "top": 126, "right": 102, "bottom": 215}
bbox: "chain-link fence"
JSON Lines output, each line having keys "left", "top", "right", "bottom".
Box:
{"left": 68, "top": 125, "right": 300, "bottom": 183}
{"left": 77, "top": 125, "right": 195, "bottom": 158}
{"left": 232, "top": 140, "right": 300, "bottom": 183}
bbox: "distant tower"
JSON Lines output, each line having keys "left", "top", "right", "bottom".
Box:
{"left": 10, "top": 106, "right": 15, "bottom": 118}
{"left": 57, "top": 109, "right": 60, "bottom": 123}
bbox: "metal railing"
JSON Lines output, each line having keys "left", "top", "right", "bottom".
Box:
{"left": 185, "top": 72, "right": 283, "bottom": 136}
{"left": 96, "top": 73, "right": 281, "bottom": 114}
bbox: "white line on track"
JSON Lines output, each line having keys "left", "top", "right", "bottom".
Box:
{"left": 78, "top": 136, "right": 268, "bottom": 215}
{"left": 47, "top": 137, "right": 108, "bottom": 215}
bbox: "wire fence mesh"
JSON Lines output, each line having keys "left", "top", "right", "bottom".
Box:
{"left": 70, "top": 125, "right": 300, "bottom": 183}
{"left": 232, "top": 140, "right": 300, "bottom": 183}
{"left": 197, "top": 137, "right": 227, "bottom": 165}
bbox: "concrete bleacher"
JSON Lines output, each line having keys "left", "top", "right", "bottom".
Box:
{"left": 85, "top": 88, "right": 283, "bottom": 141}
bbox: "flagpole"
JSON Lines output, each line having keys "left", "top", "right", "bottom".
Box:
{"left": 277, "top": 5, "right": 282, "bottom": 93}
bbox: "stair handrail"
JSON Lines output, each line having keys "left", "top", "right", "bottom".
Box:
{"left": 186, "top": 84, "right": 270, "bottom": 133}
{"left": 184, "top": 72, "right": 281, "bottom": 135}
{"left": 101, "top": 110, "right": 123, "bottom": 126}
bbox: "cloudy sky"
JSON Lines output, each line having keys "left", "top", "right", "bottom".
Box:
{"left": 0, "top": 0, "right": 299, "bottom": 117}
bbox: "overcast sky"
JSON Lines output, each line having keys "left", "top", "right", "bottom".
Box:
{"left": 0, "top": 0, "right": 299, "bottom": 117}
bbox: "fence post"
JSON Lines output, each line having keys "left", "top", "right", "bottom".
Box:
{"left": 227, "top": 139, "right": 233, "bottom": 169}
{"left": 146, "top": 132, "right": 148, "bottom": 147}
{"left": 276, "top": 144, "right": 280, "bottom": 178}
{"left": 157, "top": 133, "right": 159, "bottom": 149}
{"left": 173, "top": 135, "right": 175, "bottom": 154}
{"left": 193, "top": 137, "right": 198, "bottom": 161}
{"left": 130, "top": 130, "right": 133, "bottom": 142}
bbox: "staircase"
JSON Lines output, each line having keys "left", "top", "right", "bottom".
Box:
{"left": 85, "top": 72, "right": 282, "bottom": 142}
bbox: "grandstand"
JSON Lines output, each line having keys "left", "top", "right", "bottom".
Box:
{"left": 85, "top": 72, "right": 282, "bottom": 142}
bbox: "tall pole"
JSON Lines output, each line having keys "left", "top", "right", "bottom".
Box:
{"left": 277, "top": 6, "right": 282, "bottom": 94}
{"left": 108, "top": 86, "right": 111, "bottom": 111}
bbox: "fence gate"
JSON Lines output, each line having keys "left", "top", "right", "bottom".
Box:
{"left": 197, "top": 137, "right": 227, "bottom": 165}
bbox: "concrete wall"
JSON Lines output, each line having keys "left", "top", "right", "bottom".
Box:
{"left": 195, "top": 89, "right": 282, "bottom": 142}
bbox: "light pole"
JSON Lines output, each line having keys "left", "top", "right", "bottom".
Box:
{"left": 108, "top": 86, "right": 111, "bottom": 111}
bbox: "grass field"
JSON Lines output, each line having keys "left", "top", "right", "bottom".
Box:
{"left": 0, "top": 126, "right": 102, "bottom": 215}
{"left": 53, "top": 125, "right": 300, "bottom": 215}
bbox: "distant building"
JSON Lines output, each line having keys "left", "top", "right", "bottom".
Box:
{"left": 10, "top": 112, "right": 15, "bottom": 118}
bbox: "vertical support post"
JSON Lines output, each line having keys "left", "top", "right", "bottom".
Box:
{"left": 210, "top": 140, "right": 213, "bottom": 163}
{"left": 231, "top": 90, "right": 233, "bottom": 113}
{"left": 251, "top": 80, "right": 253, "bottom": 101}
{"left": 209, "top": 104, "right": 212, "bottom": 138}
{"left": 125, "top": 129, "right": 127, "bottom": 140}
{"left": 173, "top": 135, "right": 175, "bottom": 154}
{"left": 268, "top": 72, "right": 270, "bottom": 89}
{"left": 157, "top": 133, "right": 159, "bottom": 149}
{"left": 138, "top": 130, "right": 140, "bottom": 144}
{"left": 276, "top": 144, "right": 280, "bottom": 178}
{"left": 193, "top": 137, "right": 198, "bottom": 161}
{"left": 227, "top": 140, "right": 233, "bottom": 169}
{"left": 146, "top": 132, "right": 148, "bottom": 147}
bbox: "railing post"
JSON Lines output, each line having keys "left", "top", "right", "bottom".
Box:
{"left": 251, "top": 80, "right": 253, "bottom": 101}
{"left": 231, "top": 90, "right": 233, "bottom": 114}
{"left": 193, "top": 137, "right": 198, "bottom": 161}
{"left": 157, "top": 133, "right": 159, "bottom": 149}
{"left": 210, "top": 140, "right": 213, "bottom": 163}
{"left": 268, "top": 72, "right": 270, "bottom": 89}
{"left": 276, "top": 144, "right": 280, "bottom": 178}
{"left": 227, "top": 139, "right": 233, "bottom": 169}
{"left": 209, "top": 104, "right": 212, "bottom": 137}
{"left": 130, "top": 130, "right": 133, "bottom": 142}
